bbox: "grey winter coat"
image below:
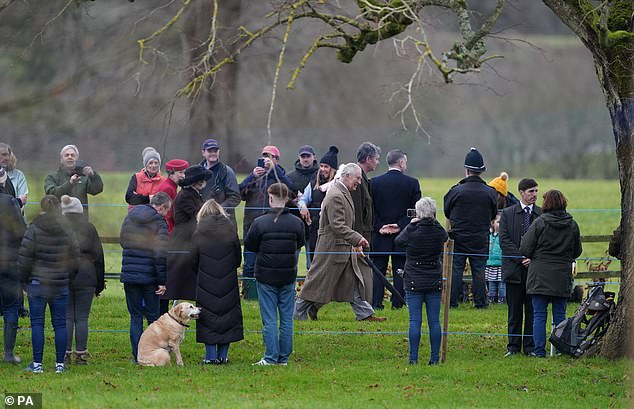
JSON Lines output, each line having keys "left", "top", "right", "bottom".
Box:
{"left": 520, "top": 211, "right": 582, "bottom": 298}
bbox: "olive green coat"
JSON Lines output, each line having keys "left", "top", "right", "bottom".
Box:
{"left": 350, "top": 169, "right": 373, "bottom": 243}
{"left": 520, "top": 211, "right": 582, "bottom": 298}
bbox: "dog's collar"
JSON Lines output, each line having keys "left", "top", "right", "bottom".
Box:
{"left": 167, "top": 312, "right": 189, "bottom": 328}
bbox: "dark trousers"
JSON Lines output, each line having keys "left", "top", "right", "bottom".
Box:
{"left": 66, "top": 287, "right": 95, "bottom": 352}
{"left": 124, "top": 283, "right": 160, "bottom": 361}
{"left": 0, "top": 278, "right": 20, "bottom": 324}
{"left": 506, "top": 279, "right": 534, "bottom": 354}
{"left": 371, "top": 254, "right": 406, "bottom": 308}
{"left": 450, "top": 253, "right": 488, "bottom": 308}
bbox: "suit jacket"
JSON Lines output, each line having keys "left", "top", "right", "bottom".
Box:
{"left": 299, "top": 181, "right": 372, "bottom": 303}
{"left": 350, "top": 169, "right": 373, "bottom": 242}
{"left": 370, "top": 169, "right": 421, "bottom": 252}
{"left": 499, "top": 203, "right": 542, "bottom": 284}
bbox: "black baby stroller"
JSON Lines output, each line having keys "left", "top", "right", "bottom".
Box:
{"left": 549, "top": 284, "right": 616, "bottom": 358}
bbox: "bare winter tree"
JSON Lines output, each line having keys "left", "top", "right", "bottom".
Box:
{"left": 182, "top": 1, "right": 242, "bottom": 164}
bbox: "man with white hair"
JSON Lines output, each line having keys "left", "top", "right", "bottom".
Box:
{"left": 44, "top": 145, "right": 103, "bottom": 219}
{"left": 294, "top": 163, "right": 385, "bottom": 322}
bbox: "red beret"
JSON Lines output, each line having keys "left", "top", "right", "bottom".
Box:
{"left": 165, "top": 159, "right": 189, "bottom": 171}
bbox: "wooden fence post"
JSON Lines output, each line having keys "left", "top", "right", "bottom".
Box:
{"left": 441, "top": 238, "right": 454, "bottom": 363}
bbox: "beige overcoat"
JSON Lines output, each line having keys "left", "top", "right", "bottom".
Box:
{"left": 298, "top": 181, "right": 373, "bottom": 304}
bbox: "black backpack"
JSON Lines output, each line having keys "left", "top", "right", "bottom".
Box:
{"left": 549, "top": 285, "right": 616, "bottom": 358}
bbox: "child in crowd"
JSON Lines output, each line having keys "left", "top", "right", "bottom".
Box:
{"left": 485, "top": 212, "right": 505, "bottom": 304}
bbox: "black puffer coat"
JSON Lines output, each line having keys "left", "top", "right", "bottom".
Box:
{"left": 395, "top": 218, "right": 448, "bottom": 292}
{"left": 243, "top": 208, "right": 305, "bottom": 286}
{"left": 192, "top": 214, "right": 243, "bottom": 345}
{"left": 0, "top": 194, "right": 26, "bottom": 289}
{"left": 18, "top": 211, "right": 79, "bottom": 296}
{"left": 64, "top": 213, "right": 105, "bottom": 295}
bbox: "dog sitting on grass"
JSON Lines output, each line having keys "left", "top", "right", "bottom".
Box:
{"left": 137, "top": 302, "right": 200, "bottom": 367}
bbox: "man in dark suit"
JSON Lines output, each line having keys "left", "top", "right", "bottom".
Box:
{"left": 444, "top": 147, "right": 498, "bottom": 309}
{"left": 370, "top": 149, "right": 421, "bottom": 309}
{"left": 499, "top": 178, "right": 540, "bottom": 356}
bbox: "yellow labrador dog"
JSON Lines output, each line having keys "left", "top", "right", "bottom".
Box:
{"left": 137, "top": 302, "right": 200, "bottom": 367}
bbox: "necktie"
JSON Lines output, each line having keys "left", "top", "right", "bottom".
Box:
{"left": 523, "top": 207, "right": 531, "bottom": 233}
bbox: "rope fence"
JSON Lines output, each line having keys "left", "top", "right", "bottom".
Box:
{"left": 7, "top": 328, "right": 537, "bottom": 338}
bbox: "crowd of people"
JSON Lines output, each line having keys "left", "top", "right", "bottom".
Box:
{"left": 0, "top": 139, "right": 586, "bottom": 371}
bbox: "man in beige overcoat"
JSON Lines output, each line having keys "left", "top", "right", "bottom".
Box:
{"left": 294, "top": 163, "right": 386, "bottom": 322}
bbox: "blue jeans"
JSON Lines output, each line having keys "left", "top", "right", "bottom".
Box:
{"left": 451, "top": 253, "right": 488, "bottom": 308}
{"left": 256, "top": 281, "right": 295, "bottom": 364}
{"left": 532, "top": 295, "right": 567, "bottom": 357}
{"left": 124, "top": 283, "right": 160, "bottom": 360}
{"left": 205, "top": 343, "right": 230, "bottom": 361}
{"left": 487, "top": 281, "right": 506, "bottom": 301}
{"left": 406, "top": 290, "right": 442, "bottom": 363}
{"left": 27, "top": 283, "right": 68, "bottom": 364}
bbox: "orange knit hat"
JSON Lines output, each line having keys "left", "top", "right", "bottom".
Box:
{"left": 488, "top": 172, "right": 509, "bottom": 196}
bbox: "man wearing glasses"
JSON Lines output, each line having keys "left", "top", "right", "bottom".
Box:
{"left": 199, "top": 139, "right": 241, "bottom": 228}
{"left": 239, "top": 145, "right": 294, "bottom": 299}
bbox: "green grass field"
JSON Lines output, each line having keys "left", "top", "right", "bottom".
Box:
{"left": 3, "top": 173, "right": 628, "bottom": 408}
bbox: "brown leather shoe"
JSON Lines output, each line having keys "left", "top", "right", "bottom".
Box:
{"left": 361, "top": 315, "right": 387, "bottom": 322}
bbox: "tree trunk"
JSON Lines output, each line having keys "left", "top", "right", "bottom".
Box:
{"left": 598, "top": 96, "right": 633, "bottom": 359}
{"left": 541, "top": 0, "right": 634, "bottom": 358}
{"left": 586, "top": 23, "right": 634, "bottom": 362}
{"left": 183, "top": 1, "right": 242, "bottom": 167}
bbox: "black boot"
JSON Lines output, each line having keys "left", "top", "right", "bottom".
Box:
{"left": 3, "top": 322, "right": 21, "bottom": 364}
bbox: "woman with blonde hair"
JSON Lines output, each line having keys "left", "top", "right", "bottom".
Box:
{"left": 0, "top": 143, "right": 28, "bottom": 209}
{"left": 192, "top": 199, "right": 243, "bottom": 364}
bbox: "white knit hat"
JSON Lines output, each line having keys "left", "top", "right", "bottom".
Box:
{"left": 60, "top": 195, "right": 84, "bottom": 214}
{"left": 142, "top": 147, "right": 161, "bottom": 168}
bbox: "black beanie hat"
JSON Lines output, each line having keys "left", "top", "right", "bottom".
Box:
{"left": 319, "top": 146, "right": 339, "bottom": 169}
{"left": 464, "top": 147, "right": 486, "bottom": 172}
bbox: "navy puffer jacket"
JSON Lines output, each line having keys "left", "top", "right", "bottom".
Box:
{"left": 120, "top": 204, "right": 168, "bottom": 286}
{"left": 18, "top": 211, "right": 79, "bottom": 294}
